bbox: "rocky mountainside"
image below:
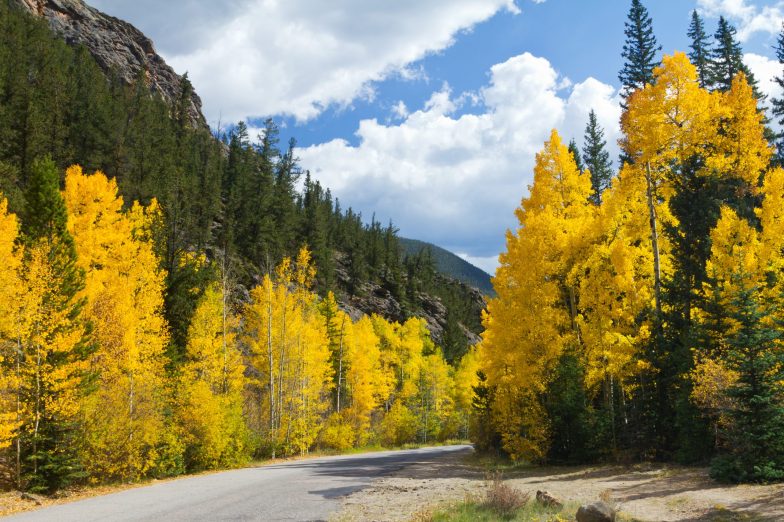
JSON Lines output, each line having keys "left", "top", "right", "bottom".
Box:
{"left": 10, "top": 0, "right": 205, "bottom": 128}
{"left": 7, "top": 0, "right": 487, "bottom": 350}
{"left": 334, "top": 253, "right": 484, "bottom": 347}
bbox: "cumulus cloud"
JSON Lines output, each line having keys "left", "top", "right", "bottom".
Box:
{"left": 93, "top": 0, "right": 519, "bottom": 124}
{"left": 697, "top": 0, "right": 784, "bottom": 41}
{"left": 299, "top": 53, "right": 621, "bottom": 262}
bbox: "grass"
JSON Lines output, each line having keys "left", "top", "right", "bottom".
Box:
{"left": 424, "top": 497, "right": 580, "bottom": 522}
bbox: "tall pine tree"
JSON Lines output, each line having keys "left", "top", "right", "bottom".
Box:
{"left": 582, "top": 110, "right": 613, "bottom": 205}
{"left": 568, "top": 139, "right": 584, "bottom": 172}
{"left": 771, "top": 23, "right": 784, "bottom": 160}
{"left": 619, "top": 0, "right": 661, "bottom": 102}
{"left": 688, "top": 10, "right": 712, "bottom": 88}
{"left": 19, "top": 157, "right": 90, "bottom": 493}
{"left": 710, "top": 17, "right": 759, "bottom": 96}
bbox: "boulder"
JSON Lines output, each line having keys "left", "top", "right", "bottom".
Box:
{"left": 576, "top": 501, "right": 616, "bottom": 522}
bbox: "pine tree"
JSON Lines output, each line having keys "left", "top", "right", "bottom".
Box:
{"left": 19, "top": 158, "right": 89, "bottom": 493}
{"left": 619, "top": 0, "right": 661, "bottom": 102}
{"left": 710, "top": 17, "right": 759, "bottom": 96}
{"left": 688, "top": 10, "right": 712, "bottom": 88}
{"left": 582, "top": 110, "right": 613, "bottom": 205}
{"left": 568, "top": 139, "right": 584, "bottom": 172}
{"left": 771, "top": 23, "right": 784, "bottom": 160}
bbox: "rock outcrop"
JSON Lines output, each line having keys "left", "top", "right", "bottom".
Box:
{"left": 334, "top": 253, "right": 484, "bottom": 347}
{"left": 10, "top": 0, "right": 206, "bottom": 129}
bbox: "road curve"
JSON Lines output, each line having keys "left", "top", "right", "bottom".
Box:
{"left": 6, "top": 444, "right": 472, "bottom": 522}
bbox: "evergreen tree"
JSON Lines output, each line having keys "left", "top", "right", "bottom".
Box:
{"left": 582, "top": 110, "right": 613, "bottom": 205}
{"left": 688, "top": 10, "right": 712, "bottom": 88}
{"left": 710, "top": 275, "right": 784, "bottom": 482}
{"left": 619, "top": 0, "right": 661, "bottom": 101}
{"left": 20, "top": 158, "right": 90, "bottom": 493}
{"left": 710, "top": 17, "right": 759, "bottom": 96}
{"left": 568, "top": 139, "right": 584, "bottom": 172}
{"left": 771, "top": 22, "right": 784, "bottom": 160}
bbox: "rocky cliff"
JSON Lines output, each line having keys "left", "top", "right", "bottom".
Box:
{"left": 10, "top": 0, "right": 206, "bottom": 129}
{"left": 333, "top": 253, "right": 484, "bottom": 348}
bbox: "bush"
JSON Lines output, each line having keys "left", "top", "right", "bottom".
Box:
{"left": 710, "top": 454, "right": 784, "bottom": 483}
{"left": 482, "top": 473, "right": 529, "bottom": 518}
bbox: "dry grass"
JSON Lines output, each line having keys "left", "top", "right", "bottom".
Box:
{"left": 482, "top": 473, "right": 530, "bottom": 518}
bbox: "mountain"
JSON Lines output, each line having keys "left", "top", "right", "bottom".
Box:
{"left": 1, "top": 0, "right": 485, "bottom": 358}
{"left": 11, "top": 0, "right": 205, "bottom": 128}
{"left": 400, "top": 238, "right": 495, "bottom": 296}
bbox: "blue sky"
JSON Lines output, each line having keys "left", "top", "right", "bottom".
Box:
{"left": 90, "top": 0, "right": 784, "bottom": 273}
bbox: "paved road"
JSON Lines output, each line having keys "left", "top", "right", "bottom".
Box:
{"left": 6, "top": 444, "right": 472, "bottom": 521}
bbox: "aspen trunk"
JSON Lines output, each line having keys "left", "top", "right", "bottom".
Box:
{"left": 645, "top": 162, "right": 662, "bottom": 317}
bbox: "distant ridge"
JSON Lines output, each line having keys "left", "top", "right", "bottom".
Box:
{"left": 400, "top": 238, "right": 495, "bottom": 296}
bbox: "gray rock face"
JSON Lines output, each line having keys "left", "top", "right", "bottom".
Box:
{"left": 333, "top": 252, "right": 484, "bottom": 348}
{"left": 576, "top": 501, "right": 616, "bottom": 522}
{"left": 11, "top": 0, "right": 206, "bottom": 129}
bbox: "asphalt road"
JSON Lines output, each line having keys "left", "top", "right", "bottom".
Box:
{"left": 6, "top": 444, "right": 472, "bottom": 522}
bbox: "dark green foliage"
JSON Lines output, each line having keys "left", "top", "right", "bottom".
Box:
{"left": 709, "top": 17, "right": 760, "bottom": 96}
{"left": 619, "top": 0, "right": 661, "bottom": 101}
{"left": 568, "top": 139, "right": 584, "bottom": 172}
{"left": 709, "top": 278, "right": 784, "bottom": 482}
{"left": 771, "top": 23, "right": 784, "bottom": 161}
{"left": 470, "top": 372, "right": 503, "bottom": 455}
{"left": 544, "top": 352, "right": 608, "bottom": 463}
{"left": 688, "top": 10, "right": 712, "bottom": 89}
{"left": 19, "top": 157, "right": 90, "bottom": 493}
{"left": 0, "top": 3, "right": 484, "bottom": 382}
{"left": 582, "top": 110, "right": 613, "bottom": 205}
{"left": 399, "top": 238, "right": 494, "bottom": 296}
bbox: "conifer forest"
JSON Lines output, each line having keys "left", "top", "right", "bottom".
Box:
{"left": 1, "top": 0, "right": 784, "bottom": 502}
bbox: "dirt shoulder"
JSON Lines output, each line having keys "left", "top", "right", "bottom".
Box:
{"left": 332, "top": 452, "right": 784, "bottom": 522}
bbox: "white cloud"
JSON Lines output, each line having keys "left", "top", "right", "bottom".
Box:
{"left": 391, "top": 101, "right": 409, "bottom": 120}
{"left": 93, "top": 0, "right": 520, "bottom": 124}
{"left": 745, "top": 52, "right": 784, "bottom": 130}
{"left": 299, "top": 53, "right": 621, "bottom": 259}
{"left": 697, "top": 0, "right": 784, "bottom": 41}
{"left": 456, "top": 253, "right": 501, "bottom": 276}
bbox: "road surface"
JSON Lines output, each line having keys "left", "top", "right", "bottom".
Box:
{"left": 6, "top": 444, "right": 472, "bottom": 521}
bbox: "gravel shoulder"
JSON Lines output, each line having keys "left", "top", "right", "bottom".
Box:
{"left": 332, "top": 452, "right": 784, "bottom": 522}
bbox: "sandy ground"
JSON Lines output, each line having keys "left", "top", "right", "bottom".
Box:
{"left": 332, "top": 452, "right": 784, "bottom": 522}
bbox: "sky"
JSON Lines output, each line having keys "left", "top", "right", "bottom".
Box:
{"left": 90, "top": 0, "right": 784, "bottom": 274}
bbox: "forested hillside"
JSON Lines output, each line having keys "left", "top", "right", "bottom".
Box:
{"left": 0, "top": 0, "right": 480, "bottom": 493}
{"left": 476, "top": 0, "right": 784, "bottom": 485}
{"left": 0, "top": 0, "right": 483, "bottom": 351}
{"left": 399, "top": 238, "right": 494, "bottom": 296}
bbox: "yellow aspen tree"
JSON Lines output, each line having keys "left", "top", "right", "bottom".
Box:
{"left": 244, "top": 249, "right": 331, "bottom": 457}
{"left": 372, "top": 316, "right": 428, "bottom": 446}
{"left": 416, "top": 351, "right": 455, "bottom": 442}
{"left": 621, "top": 52, "right": 713, "bottom": 315}
{"left": 575, "top": 167, "right": 655, "bottom": 393}
{"left": 707, "top": 73, "right": 772, "bottom": 185}
{"left": 14, "top": 158, "right": 90, "bottom": 492}
{"left": 343, "top": 316, "right": 382, "bottom": 446}
{"left": 0, "top": 197, "right": 24, "bottom": 452}
{"left": 452, "top": 347, "right": 480, "bottom": 439}
{"left": 480, "top": 129, "right": 593, "bottom": 461}
{"left": 16, "top": 244, "right": 87, "bottom": 490}
{"left": 63, "top": 166, "right": 172, "bottom": 482}
{"left": 179, "top": 281, "right": 249, "bottom": 470}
